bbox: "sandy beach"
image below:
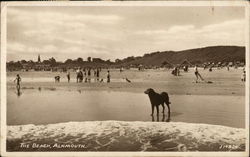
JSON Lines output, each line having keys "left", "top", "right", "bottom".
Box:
{"left": 6, "top": 68, "right": 246, "bottom": 151}
{"left": 7, "top": 68, "right": 245, "bottom": 95}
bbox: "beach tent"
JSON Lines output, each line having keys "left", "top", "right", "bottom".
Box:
{"left": 179, "top": 59, "right": 193, "bottom": 67}
{"left": 161, "top": 60, "right": 173, "bottom": 68}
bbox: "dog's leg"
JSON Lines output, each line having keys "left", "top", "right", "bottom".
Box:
{"left": 162, "top": 114, "right": 165, "bottom": 122}
{"left": 162, "top": 104, "right": 165, "bottom": 113}
{"left": 167, "top": 104, "right": 170, "bottom": 118}
{"left": 156, "top": 106, "right": 159, "bottom": 115}
{"left": 151, "top": 115, "right": 155, "bottom": 121}
{"left": 151, "top": 105, "right": 154, "bottom": 116}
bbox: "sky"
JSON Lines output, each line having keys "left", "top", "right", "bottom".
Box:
{"left": 7, "top": 6, "right": 245, "bottom": 62}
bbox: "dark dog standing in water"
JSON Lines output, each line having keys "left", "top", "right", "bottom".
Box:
{"left": 144, "top": 88, "right": 171, "bottom": 117}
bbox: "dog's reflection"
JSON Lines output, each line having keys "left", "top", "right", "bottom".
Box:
{"left": 151, "top": 114, "right": 171, "bottom": 122}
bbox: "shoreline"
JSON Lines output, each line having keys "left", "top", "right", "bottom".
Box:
{"left": 7, "top": 81, "right": 245, "bottom": 96}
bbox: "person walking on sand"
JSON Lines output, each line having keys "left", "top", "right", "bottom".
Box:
{"left": 96, "top": 68, "right": 100, "bottom": 81}
{"left": 107, "top": 70, "right": 110, "bottom": 83}
{"left": 194, "top": 65, "right": 204, "bottom": 83}
{"left": 79, "top": 70, "right": 83, "bottom": 83}
{"left": 241, "top": 69, "right": 246, "bottom": 82}
{"left": 84, "top": 69, "right": 87, "bottom": 83}
{"left": 87, "top": 68, "right": 91, "bottom": 83}
{"left": 76, "top": 68, "right": 80, "bottom": 83}
{"left": 14, "top": 74, "right": 21, "bottom": 90}
{"left": 94, "top": 69, "right": 96, "bottom": 82}
{"left": 67, "top": 71, "right": 70, "bottom": 83}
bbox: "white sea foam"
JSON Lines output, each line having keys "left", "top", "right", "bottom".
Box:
{"left": 7, "top": 121, "right": 246, "bottom": 151}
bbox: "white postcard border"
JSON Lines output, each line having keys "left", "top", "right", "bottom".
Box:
{"left": 1, "top": 1, "right": 249, "bottom": 157}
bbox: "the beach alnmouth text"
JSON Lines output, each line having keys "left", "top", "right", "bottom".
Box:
{"left": 20, "top": 143, "right": 86, "bottom": 149}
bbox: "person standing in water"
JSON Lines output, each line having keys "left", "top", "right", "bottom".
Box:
{"left": 107, "top": 70, "right": 110, "bottom": 83}
{"left": 194, "top": 65, "right": 204, "bottom": 83}
{"left": 67, "top": 71, "right": 70, "bottom": 83}
{"left": 14, "top": 74, "right": 21, "bottom": 90}
{"left": 96, "top": 68, "right": 100, "bottom": 81}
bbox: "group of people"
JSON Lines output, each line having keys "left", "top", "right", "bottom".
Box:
{"left": 194, "top": 65, "right": 246, "bottom": 83}
{"left": 75, "top": 68, "right": 101, "bottom": 83}
{"left": 13, "top": 65, "right": 246, "bottom": 91}
{"left": 171, "top": 67, "right": 180, "bottom": 76}
{"left": 62, "top": 68, "right": 110, "bottom": 83}
{"left": 171, "top": 66, "right": 189, "bottom": 76}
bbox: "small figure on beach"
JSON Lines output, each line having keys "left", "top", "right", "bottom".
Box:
{"left": 209, "top": 67, "right": 212, "bottom": 72}
{"left": 84, "top": 69, "right": 87, "bottom": 83}
{"left": 171, "top": 67, "right": 180, "bottom": 76}
{"left": 76, "top": 69, "right": 83, "bottom": 83}
{"left": 94, "top": 69, "right": 97, "bottom": 82}
{"left": 120, "top": 67, "right": 123, "bottom": 73}
{"left": 183, "top": 65, "right": 189, "bottom": 72}
{"left": 96, "top": 68, "right": 100, "bottom": 81}
{"left": 76, "top": 68, "right": 80, "bottom": 83}
{"left": 203, "top": 65, "right": 207, "bottom": 70}
{"left": 67, "top": 72, "right": 70, "bottom": 83}
{"left": 107, "top": 70, "right": 110, "bottom": 83}
{"left": 241, "top": 70, "right": 246, "bottom": 82}
{"left": 55, "top": 76, "right": 60, "bottom": 82}
{"left": 14, "top": 74, "right": 21, "bottom": 90}
{"left": 227, "top": 65, "right": 230, "bottom": 71}
{"left": 87, "top": 68, "right": 91, "bottom": 83}
{"left": 177, "top": 67, "right": 180, "bottom": 76}
{"left": 194, "top": 65, "right": 204, "bottom": 83}
{"left": 79, "top": 70, "right": 84, "bottom": 82}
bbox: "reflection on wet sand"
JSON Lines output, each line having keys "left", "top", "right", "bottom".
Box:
{"left": 151, "top": 114, "right": 171, "bottom": 122}
{"left": 7, "top": 87, "right": 245, "bottom": 128}
{"left": 16, "top": 87, "right": 22, "bottom": 97}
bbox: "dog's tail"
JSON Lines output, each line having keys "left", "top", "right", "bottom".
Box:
{"left": 161, "top": 92, "right": 171, "bottom": 105}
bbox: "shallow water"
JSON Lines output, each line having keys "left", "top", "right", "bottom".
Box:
{"left": 7, "top": 88, "right": 245, "bottom": 128}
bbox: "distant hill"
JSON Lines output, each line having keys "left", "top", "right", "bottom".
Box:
{"left": 7, "top": 46, "right": 245, "bottom": 71}
{"left": 118, "top": 46, "right": 245, "bottom": 66}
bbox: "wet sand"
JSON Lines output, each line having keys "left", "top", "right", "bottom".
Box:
{"left": 7, "top": 88, "right": 245, "bottom": 128}
{"left": 6, "top": 68, "right": 246, "bottom": 151}
{"left": 7, "top": 68, "right": 245, "bottom": 128}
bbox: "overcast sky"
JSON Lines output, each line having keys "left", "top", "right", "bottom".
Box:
{"left": 7, "top": 6, "right": 245, "bottom": 62}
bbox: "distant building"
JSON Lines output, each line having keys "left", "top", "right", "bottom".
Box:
{"left": 92, "top": 58, "right": 105, "bottom": 63}
{"left": 38, "top": 54, "right": 41, "bottom": 63}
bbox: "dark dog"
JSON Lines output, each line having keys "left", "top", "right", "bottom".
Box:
{"left": 144, "top": 88, "right": 171, "bottom": 117}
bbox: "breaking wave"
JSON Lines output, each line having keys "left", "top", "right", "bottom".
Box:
{"left": 7, "top": 121, "right": 246, "bottom": 151}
